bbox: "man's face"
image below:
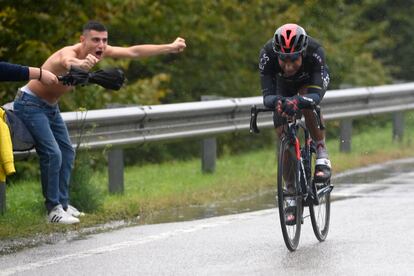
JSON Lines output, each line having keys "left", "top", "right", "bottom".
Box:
{"left": 80, "top": 30, "right": 108, "bottom": 59}
{"left": 278, "top": 55, "right": 302, "bottom": 77}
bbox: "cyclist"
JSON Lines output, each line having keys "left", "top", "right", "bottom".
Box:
{"left": 259, "top": 23, "right": 331, "bottom": 223}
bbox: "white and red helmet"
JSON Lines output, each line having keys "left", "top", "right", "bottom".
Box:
{"left": 272, "top": 23, "right": 308, "bottom": 58}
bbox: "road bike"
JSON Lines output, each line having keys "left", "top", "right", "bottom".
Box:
{"left": 250, "top": 104, "right": 333, "bottom": 251}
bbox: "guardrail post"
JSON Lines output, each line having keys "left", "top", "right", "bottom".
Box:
{"left": 105, "top": 104, "right": 126, "bottom": 193}
{"left": 202, "top": 137, "right": 216, "bottom": 173}
{"left": 392, "top": 112, "right": 404, "bottom": 142}
{"left": 0, "top": 182, "right": 5, "bottom": 215}
{"left": 201, "top": 95, "right": 221, "bottom": 173}
{"left": 108, "top": 148, "right": 124, "bottom": 194}
{"left": 340, "top": 119, "right": 352, "bottom": 152}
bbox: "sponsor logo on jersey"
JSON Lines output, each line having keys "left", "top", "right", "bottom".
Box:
{"left": 259, "top": 53, "right": 270, "bottom": 70}
{"left": 313, "top": 52, "right": 322, "bottom": 64}
{"left": 323, "top": 71, "right": 330, "bottom": 90}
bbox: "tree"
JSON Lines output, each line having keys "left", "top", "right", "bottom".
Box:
{"left": 0, "top": 0, "right": 106, "bottom": 102}
{"left": 360, "top": 0, "right": 414, "bottom": 81}
{"left": 0, "top": 0, "right": 401, "bottom": 108}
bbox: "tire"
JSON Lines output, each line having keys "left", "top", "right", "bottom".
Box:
{"left": 309, "top": 179, "right": 331, "bottom": 241}
{"left": 277, "top": 139, "right": 302, "bottom": 251}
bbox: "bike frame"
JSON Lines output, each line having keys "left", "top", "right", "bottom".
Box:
{"left": 281, "top": 119, "right": 313, "bottom": 204}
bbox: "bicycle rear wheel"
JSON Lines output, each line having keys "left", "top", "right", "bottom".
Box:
{"left": 309, "top": 179, "right": 331, "bottom": 241}
{"left": 277, "top": 139, "right": 302, "bottom": 251}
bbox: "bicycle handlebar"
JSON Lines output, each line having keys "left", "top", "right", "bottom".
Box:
{"left": 312, "top": 104, "right": 325, "bottom": 130}
{"left": 249, "top": 105, "right": 272, "bottom": 134}
{"left": 249, "top": 103, "right": 325, "bottom": 134}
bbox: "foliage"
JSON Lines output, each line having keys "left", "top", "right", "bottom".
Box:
{"left": 69, "top": 151, "right": 104, "bottom": 212}
{"left": 1, "top": 0, "right": 412, "bottom": 163}
{"left": 1, "top": 0, "right": 403, "bottom": 106}
{"left": 0, "top": 0, "right": 104, "bottom": 102}
{"left": 360, "top": 0, "right": 414, "bottom": 81}
{"left": 7, "top": 157, "right": 40, "bottom": 184}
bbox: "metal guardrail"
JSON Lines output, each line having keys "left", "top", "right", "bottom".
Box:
{"left": 60, "top": 82, "right": 414, "bottom": 149}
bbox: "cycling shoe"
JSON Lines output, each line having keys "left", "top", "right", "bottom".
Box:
{"left": 314, "top": 158, "right": 331, "bottom": 182}
{"left": 285, "top": 206, "right": 297, "bottom": 225}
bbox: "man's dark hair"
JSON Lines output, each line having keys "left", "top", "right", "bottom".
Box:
{"left": 82, "top": 20, "right": 107, "bottom": 34}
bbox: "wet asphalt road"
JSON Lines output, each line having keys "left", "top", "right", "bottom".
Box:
{"left": 1, "top": 159, "right": 414, "bottom": 275}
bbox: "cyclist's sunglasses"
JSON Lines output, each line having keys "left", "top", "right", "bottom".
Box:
{"left": 277, "top": 52, "right": 302, "bottom": 62}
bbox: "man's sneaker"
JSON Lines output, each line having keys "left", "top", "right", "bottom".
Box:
{"left": 65, "top": 205, "right": 85, "bottom": 218}
{"left": 48, "top": 205, "right": 80, "bottom": 224}
{"left": 314, "top": 158, "right": 332, "bottom": 182}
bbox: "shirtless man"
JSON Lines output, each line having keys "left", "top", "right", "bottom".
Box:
{"left": 14, "top": 21, "right": 186, "bottom": 224}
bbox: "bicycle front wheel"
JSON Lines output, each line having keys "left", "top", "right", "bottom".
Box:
{"left": 309, "top": 180, "right": 331, "bottom": 241}
{"left": 277, "top": 139, "right": 302, "bottom": 251}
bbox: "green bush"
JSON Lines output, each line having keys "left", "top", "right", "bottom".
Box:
{"left": 8, "top": 157, "right": 40, "bottom": 184}
{"left": 69, "top": 151, "right": 104, "bottom": 213}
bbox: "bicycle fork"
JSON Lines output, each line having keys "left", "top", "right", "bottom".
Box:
{"left": 292, "top": 138, "right": 309, "bottom": 201}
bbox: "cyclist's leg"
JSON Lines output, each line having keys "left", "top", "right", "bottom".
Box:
{"left": 299, "top": 87, "right": 331, "bottom": 181}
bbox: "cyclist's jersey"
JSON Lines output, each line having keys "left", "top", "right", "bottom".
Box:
{"left": 259, "top": 37, "right": 330, "bottom": 109}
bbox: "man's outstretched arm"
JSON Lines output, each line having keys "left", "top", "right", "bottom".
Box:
{"left": 105, "top": 37, "right": 186, "bottom": 58}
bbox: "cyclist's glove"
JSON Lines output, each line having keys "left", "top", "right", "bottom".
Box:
{"left": 296, "top": 95, "right": 315, "bottom": 108}
{"left": 282, "top": 95, "right": 315, "bottom": 116}
{"left": 281, "top": 97, "right": 299, "bottom": 116}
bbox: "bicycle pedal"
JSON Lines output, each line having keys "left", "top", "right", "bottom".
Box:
{"left": 314, "top": 181, "right": 325, "bottom": 188}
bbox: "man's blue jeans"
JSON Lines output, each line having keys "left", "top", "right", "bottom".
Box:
{"left": 14, "top": 91, "right": 75, "bottom": 212}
